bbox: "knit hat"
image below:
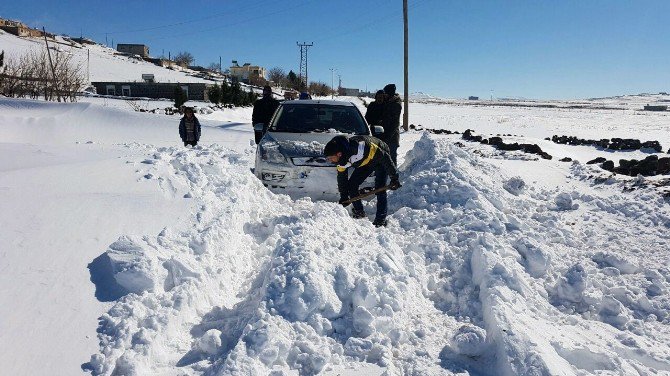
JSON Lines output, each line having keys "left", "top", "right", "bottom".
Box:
{"left": 324, "top": 135, "right": 349, "bottom": 157}
{"left": 383, "top": 84, "right": 396, "bottom": 95}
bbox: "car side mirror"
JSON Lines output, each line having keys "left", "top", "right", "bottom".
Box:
{"left": 253, "top": 123, "right": 265, "bottom": 132}
{"left": 373, "top": 126, "right": 384, "bottom": 135}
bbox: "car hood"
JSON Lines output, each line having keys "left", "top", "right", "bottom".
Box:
{"left": 264, "top": 132, "right": 349, "bottom": 158}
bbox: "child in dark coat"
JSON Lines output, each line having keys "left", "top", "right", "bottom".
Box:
{"left": 179, "top": 107, "right": 201, "bottom": 147}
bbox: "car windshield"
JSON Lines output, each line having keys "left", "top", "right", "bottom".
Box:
{"left": 271, "top": 104, "right": 368, "bottom": 134}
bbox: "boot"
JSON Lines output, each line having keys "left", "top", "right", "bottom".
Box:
{"left": 352, "top": 208, "right": 366, "bottom": 219}
{"left": 373, "top": 218, "right": 387, "bottom": 227}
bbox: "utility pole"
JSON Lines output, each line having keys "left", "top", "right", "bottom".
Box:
{"left": 403, "top": 0, "right": 409, "bottom": 131}
{"left": 87, "top": 49, "right": 90, "bottom": 83}
{"left": 219, "top": 56, "right": 222, "bottom": 73}
{"left": 43, "top": 27, "right": 60, "bottom": 102}
{"left": 329, "top": 68, "right": 336, "bottom": 99}
{"left": 297, "top": 42, "right": 313, "bottom": 91}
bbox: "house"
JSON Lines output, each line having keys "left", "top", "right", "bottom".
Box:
{"left": 91, "top": 80, "right": 212, "bottom": 101}
{"left": 116, "top": 44, "right": 150, "bottom": 58}
{"left": 338, "top": 87, "right": 360, "bottom": 96}
{"left": 0, "top": 18, "right": 44, "bottom": 37}
{"left": 229, "top": 61, "right": 266, "bottom": 84}
{"left": 468, "top": 96, "right": 479, "bottom": 100}
{"left": 643, "top": 104, "right": 668, "bottom": 112}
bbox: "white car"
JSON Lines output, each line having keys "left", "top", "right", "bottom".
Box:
{"left": 254, "top": 100, "right": 383, "bottom": 201}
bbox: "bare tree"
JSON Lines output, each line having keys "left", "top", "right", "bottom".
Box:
{"left": 0, "top": 48, "right": 85, "bottom": 102}
{"left": 308, "top": 81, "right": 331, "bottom": 97}
{"left": 268, "top": 67, "right": 286, "bottom": 87}
{"left": 174, "top": 51, "right": 194, "bottom": 67}
{"left": 207, "top": 62, "right": 221, "bottom": 72}
{"left": 249, "top": 75, "right": 267, "bottom": 87}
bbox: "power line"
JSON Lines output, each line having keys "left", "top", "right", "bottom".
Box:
{"left": 138, "top": 2, "right": 310, "bottom": 43}
{"left": 100, "top": 0, "right": 275, "bottom": 35}
{"left": 314, "top": 0, "right": 431, "bottom": 44}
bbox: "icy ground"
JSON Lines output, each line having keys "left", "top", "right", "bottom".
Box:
{"left": 1, "top": 96, "right": 670, "bottom": 375}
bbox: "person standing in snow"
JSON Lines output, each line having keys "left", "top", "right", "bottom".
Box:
{"left": 324, "top": 134, "right": 401, "bottom": 227}
{"left": 380, "top": 83, "right": 402, "bottom": 165}
{"left": 365, "top": 90, "right": 385, "bottom": 129}
{"left": 252, "top": 85, "right": 280, "bottom": 144}
{"left": 179, "top": 107, "right": 201, "bottom": 147}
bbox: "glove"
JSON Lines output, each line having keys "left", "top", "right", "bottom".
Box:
{"left": 339, "top": 196, "right": 350, "bottom": 207}
{"left": 389, "top": 178, "right": 401, "bottom": 190}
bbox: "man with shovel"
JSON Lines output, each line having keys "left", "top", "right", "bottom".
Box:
{"left": 324, "top": 135, "right": 401, "bottom": 227}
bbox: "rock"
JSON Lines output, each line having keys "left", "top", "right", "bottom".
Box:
{"left": 559, "top": 157, "right": 573, "bottom": 162}
{"left": 488, "top": 137, "right": 503, "bottom": 146}
{"left": 601, "top": 160, "right": 615, "bottom": 171}
{"left": 587, "top": 157, "right": 607, "bottom": 165}
{"left": 657, "top": 157, "right": 670, "bottom": 174}
{"left": 641, "top": 140, "right": 663, "bottom": 152}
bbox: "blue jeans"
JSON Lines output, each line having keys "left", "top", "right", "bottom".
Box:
{"left": 347, "top": 164, "right": 388, "bottom": 221}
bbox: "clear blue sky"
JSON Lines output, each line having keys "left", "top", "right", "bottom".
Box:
{"left": 2, "top": 0, "right": 669, "bottom": 99}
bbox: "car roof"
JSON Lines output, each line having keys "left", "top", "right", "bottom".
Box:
{"left": 280, "top": 100, "right": 356, "bottom": 107}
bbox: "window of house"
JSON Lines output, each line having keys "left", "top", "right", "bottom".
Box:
{"left": 181, "top": 85, "right": 189, "bottom": 99}
{"left": 122, "top": 85, "right": 131, "bottom": 97}
{"left": 106, "top": 85, "right": 116, "bottom": 96}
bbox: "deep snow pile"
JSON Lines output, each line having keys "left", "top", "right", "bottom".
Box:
{"left": 86, "top": 134, "right": 670, "bottom": 375}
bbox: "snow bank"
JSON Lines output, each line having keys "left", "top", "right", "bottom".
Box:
{"left": 86, "top": 133, "right": 670, "bottom": 375}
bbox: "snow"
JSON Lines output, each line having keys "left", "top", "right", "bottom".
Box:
{"left": 2, "top": 31, "right": 670, "bottom": 376}
{"left": 0, "top": 32, "right": 212, "bottom": 84}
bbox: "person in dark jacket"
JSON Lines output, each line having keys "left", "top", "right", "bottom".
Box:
{"left": 365, "top": 90, "right": 385, "bottom": 130}
{"left": 179, "top": 107, "right": 201, "bottom": 147}
{"left": 380, "top": 83, "right": 402, "bottom": 164}
{"left": 252, "top": 85, "right": 280, "bottom": 144}
{"left": 324, "top": 135, "right": 401, "bottom": 227}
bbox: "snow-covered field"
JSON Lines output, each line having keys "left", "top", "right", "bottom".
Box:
{"left": 2, "top": 30, "right": 670, "bottom": 376}
{"left": 2, "top": 94, "right": 670, "bottom": 375}
{"left": 0, "top": 30, "right": 212, "bottom": 84}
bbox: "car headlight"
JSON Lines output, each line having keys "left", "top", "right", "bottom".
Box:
{"left": 258, "top": 141, "right": 288, "bottom": 164}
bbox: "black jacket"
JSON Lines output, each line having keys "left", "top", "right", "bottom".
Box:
{"left": 252, "top": 96, "right": 280, "bottom": 125}
{"left": 336, "top": 135, "right": 399, "bottom": 197}
{"left": 381, "top": 94, "right": 402, "bottom": 146}
{"left": 364, "top": 101, "right": 384, "bottom": 126}
{"left": 178, "top": 116, "right": 201, "bottom": 141}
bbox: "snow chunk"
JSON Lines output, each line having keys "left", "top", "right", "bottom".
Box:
{"left": 450, "top": 324, "right": 488, "bottom": 357}
{"left": 503, "top": 177, "right": 526, "bottom": 196}
{"left": 555, "top": 264, "right": 588, "bottom": 303}
{"left": 592, "top": 251, "right": 639, "bottom": 274}
{"left": 195, "top": 329, "right": 222, "bottom": 355}
{"left": 106, "top": 236, "right": 158, "bottom": 294}
{"left": 513, "top": 237, "right": 551, "bottom": 277}
{"left": 554, "top": 192, "right": 579, "bottom": 210}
